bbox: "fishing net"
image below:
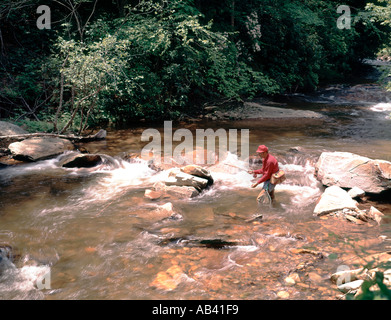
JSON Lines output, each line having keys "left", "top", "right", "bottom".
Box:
{"left": 257, "top": 190, "right": 272, "bottom": 205}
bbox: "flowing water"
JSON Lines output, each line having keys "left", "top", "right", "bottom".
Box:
{"left": 1, "top": 84, "right": 391, "bottom": 300}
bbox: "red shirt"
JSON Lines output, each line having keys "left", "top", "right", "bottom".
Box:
{"left": 253, "top": 154, "right": 279, "bottom": 184}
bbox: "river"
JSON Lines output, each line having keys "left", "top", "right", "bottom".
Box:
{"left": 0, "top": 82, "right": 391, "bottom": 300}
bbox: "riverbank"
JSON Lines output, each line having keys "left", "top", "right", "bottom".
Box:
{"left": 196, "top": 84, "right": 391, "bottom": 123}
{"left": 175, "top": 59, "right": 389, "bottom": 123}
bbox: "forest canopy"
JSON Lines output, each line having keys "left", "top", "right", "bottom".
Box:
{"left": 0, "top": 0, "right": 390, "bottom": 132}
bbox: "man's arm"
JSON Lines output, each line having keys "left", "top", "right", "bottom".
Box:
{"left": 252, "top": 159, "right": 278, "bottom": 187}
{"left": 250, "top": 167, "right": 269, "bottom": 188}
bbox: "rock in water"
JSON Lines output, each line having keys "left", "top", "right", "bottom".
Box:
{"left": 165, "top": 171, "right": 209, "bottom": 191}
{"left": 0, "top": 121, "right": 28, "bottom": 136}
{"left": 180, "top": 165, "right": 214, "bottom": 185}
{"left": 153, "top": 202, "right": 176, "bottom": 220}
{"left": 61, "top": 154, "right": 102, "bottom": 168}
{"left": 145, "top": 182, "right": 200, "bottom": 200}
{"left": 315, "top": 152, "right": 391, "bottom": 194}
{"left": 151, "top": 202, "right": 182, "bottom": 222}
{"left": 165, "top": 186, "right": 200, "bottom": 198}
{"left": 150, "top": 265, "right": 186, "bottom": 291}
{"left": 348, "top": 187, "right": 365, "bottom": 199}
{"left": 9, "top": 137, "right": 74, "bottom": 161}
{"left": 93, "top": 129, "right": 106, "bottom": 140}
{"left": 135, "top": 202, "right": 181, "bottom": 223}
{"left": 314, "top": 185, "right": 358, "bottom": 216}
{"left": 144, "top": 189, "right": 163, "bottom": 200}
{"left": 367, "top": 206, "right": 384, "bottom": 225}
{"left": 337, "top": 280, "right": 364, "bottom": 293}
{"left": 330, "top": 267, "right": 364, "bottom": 284}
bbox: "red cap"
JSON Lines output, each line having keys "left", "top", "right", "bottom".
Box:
{"left": 256, "top": 145, "right": 268, "bottom": 153}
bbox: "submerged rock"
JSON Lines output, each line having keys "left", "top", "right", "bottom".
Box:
{"left": 152, "top": 202, "right": 177, "bottom": 220}
{"left": 145, "top": 182, "right": 200, "bottom": 200}
{"left": 315, "top": 152, "right": 391, "bottom": 194}
{"left": 136, "top": 202, "right": 181, "bottom": 223}
{"left": 284, "top": 273, "right": 300, "bottom": 286}
{"left": 9, "top": 137, "right": 74, "bottom": 161}
{"left": 288, "top": 146, "right": 306, "bottom": 153}
{"left": 144, "top": 189, "right": 164, "bottom": 200}
{"left": 165, "top": 185, "right": 200, "bottom": 198}
{"left": 149, "top": 265, "right": 188, "bottom": 291}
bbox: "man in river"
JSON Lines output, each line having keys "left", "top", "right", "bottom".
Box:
{"left": 248, "top": 145, "right": 279, "bottom": 204}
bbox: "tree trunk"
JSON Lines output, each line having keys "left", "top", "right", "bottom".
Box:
{"left": 0, "top": 129, "right": 107, "bottom": 142}
{"left": 231, "top": 0, "right": 235, "bottom": 27}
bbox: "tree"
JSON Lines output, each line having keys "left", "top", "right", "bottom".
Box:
{"left": 366, "top": 0, "right": 391, "bottom": 90}
{"left": 51, "top": 35, "right": 132, "bottom": 133}
{"left": 1, "top": 0, "right": 389, "bottom": 128}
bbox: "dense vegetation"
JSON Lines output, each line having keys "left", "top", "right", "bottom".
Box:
{"left": 0, "top": 0, "right": 390, "bottom": 132}
{"left": 366, "top": 0, "right": 391, "bottom": 90}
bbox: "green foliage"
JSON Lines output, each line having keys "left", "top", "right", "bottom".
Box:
{"left": 0, "top": 0, "right": 390, "bottom": 127}
{"left": 0, "top": 0, "right": 54, "bottom": 119}
{"left": 65, "top": 0, "right": 279, "bottom": 124}
{"left": 352, "top": 271, "right": 391, "bottom": 300}
{"left": 49, "top": 33, "right": 133, "bottom": 132}
{"left": 366, "top": 0, "right": 391, "bottom": 92}
{"left": 13, "top": 118, "right": 54, "bottom": 133}
{"left": 366, "top": 0, "right": 391, "bottom": 26}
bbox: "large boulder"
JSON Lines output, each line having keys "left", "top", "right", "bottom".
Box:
{"left": 60, "top": 153, "right": 102, "bottom": 168}
{"left": 315, "top": 152, "right": 391, "bottom": 193}
{"left": 0, "top": 121, "right": 28, "bottom": 136}
{"left": 8, "top": 137, "right": 74, "bottom": 161}
{"left": 314, "top": 185, "right": 358, "bottom": 216}
{"left": 180, "top": 165, "right": 214, "bottom": 185}
{"left": 145, "top": 165, "right": 213, "bottom": 201}
{"left": 165, "top": 170, "right": 209, "bottom": 191}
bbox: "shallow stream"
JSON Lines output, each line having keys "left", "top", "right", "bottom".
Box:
{"left": 1, "top": 83, "right": 391, "bottom": 300}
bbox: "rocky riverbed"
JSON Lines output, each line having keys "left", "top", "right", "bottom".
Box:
{"left": 1, "top": 77, "right": 391, "bottom": 299}
{"left": 1, "top": 120, "right": 391, "bottom": 299}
